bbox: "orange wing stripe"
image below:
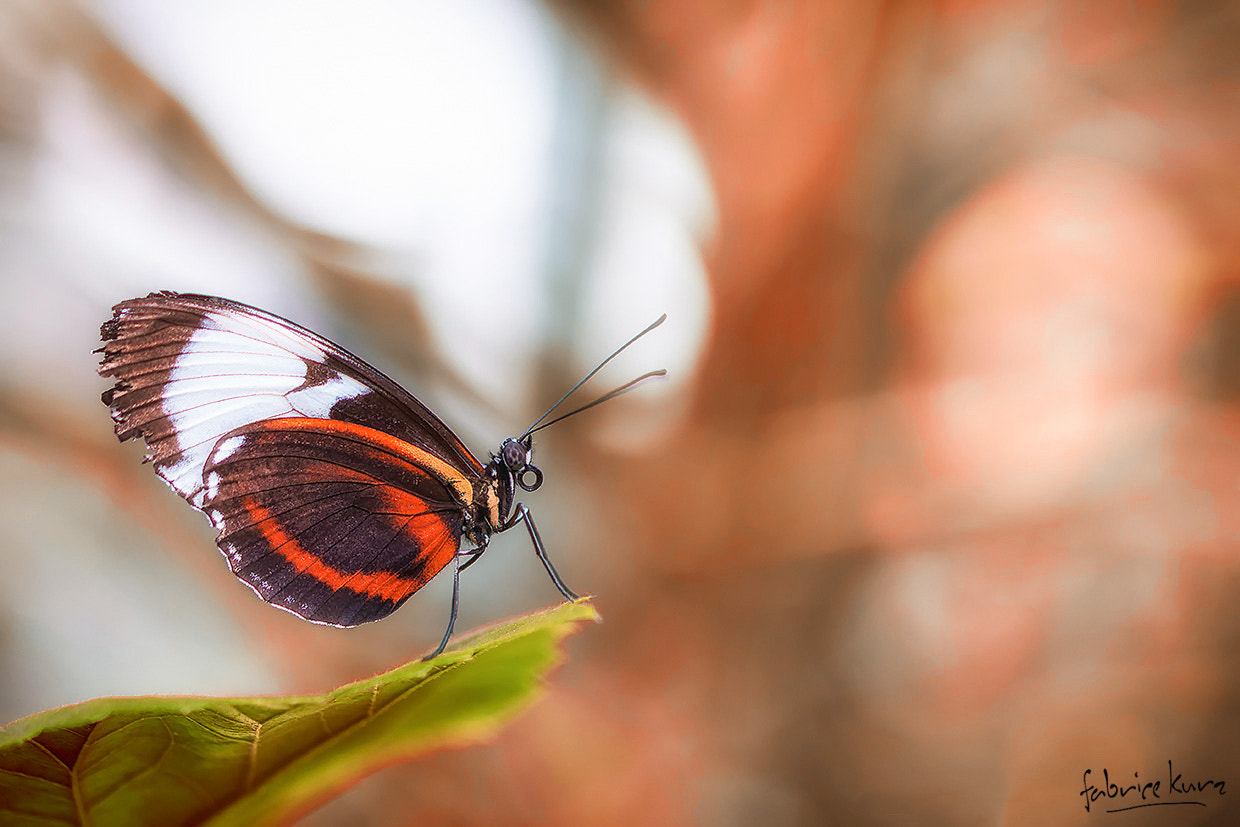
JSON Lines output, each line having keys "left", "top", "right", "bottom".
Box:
{"left": 242, "top": 495, "right": 442, "bottom": 603}
{"left": 264, "top": 417, "right": 475, "bottom": 505}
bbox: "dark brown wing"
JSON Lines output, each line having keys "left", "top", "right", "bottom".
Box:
{"left": 201, "top": 417, "right": 470, "bottom": 626}
{"left": 97, "top": 291, "right": 486, "bottom": 625}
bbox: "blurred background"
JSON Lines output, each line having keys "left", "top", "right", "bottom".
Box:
{"left": 1, "top": 1, "right": 1237, "bottom": 824}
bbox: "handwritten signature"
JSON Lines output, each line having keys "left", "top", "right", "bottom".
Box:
{"left": 1081, "top": 761, "right": 1226, "bottom": 813}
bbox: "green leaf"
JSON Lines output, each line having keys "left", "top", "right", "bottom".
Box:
{"left": 0, "top": 600, "right": 598, "bottom": 826}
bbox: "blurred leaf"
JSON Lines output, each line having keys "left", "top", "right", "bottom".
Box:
{"left": 0, "top": 600, "right": 598, "bottom": 826}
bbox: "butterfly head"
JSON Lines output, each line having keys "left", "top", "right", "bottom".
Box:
{"left": 473, "top": 436, "right": 540, "bottom": 538}
{"left": 500, "top": 435, "right": 542, "bottom": 492}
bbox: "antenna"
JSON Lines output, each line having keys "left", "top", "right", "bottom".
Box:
{"left": 521, "top": 314, "right": 667, "bottom": 439}
{"left": 524, "top": 369, "right": 666, "bottom": 436}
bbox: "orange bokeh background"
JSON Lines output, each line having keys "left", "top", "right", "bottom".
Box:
{"left": 0, "top": 2, "right": 1236, "bottom": 824}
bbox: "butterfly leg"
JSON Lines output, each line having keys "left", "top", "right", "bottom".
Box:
{"left": 508, "top": 504, "right": 580, "bottom": 602}
{"left": 423, "top": 552, "right": 463, "bottom": 661}
{"left": 457, "top": 544, "right": 487, "bottom": 573}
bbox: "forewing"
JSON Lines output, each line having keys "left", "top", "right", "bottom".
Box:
{"left": 201, "top": 418, "right": 469, "bottom": 626}
{"left": 97, "top": 291, "right": 484, "bottom": 507}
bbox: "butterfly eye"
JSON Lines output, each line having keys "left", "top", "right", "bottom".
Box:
{"left": 500, "top": 437, "right": 528, "bottom": 472}
{"left": 518, "top": 465, "right": 543, "bottom": 492}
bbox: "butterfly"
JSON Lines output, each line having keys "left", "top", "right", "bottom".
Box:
{"left": 97, "top": 291, "right": 664, "bottom": 657}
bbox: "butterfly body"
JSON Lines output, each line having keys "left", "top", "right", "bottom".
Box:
{"left": 97, "top": 292, "right": 566, "bottom": 646}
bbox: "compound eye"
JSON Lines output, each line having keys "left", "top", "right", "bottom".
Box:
{"left": 501, "top": 438, "right": 528, "bottom": 471}
{"left": 518, "top": 464, "right": 543, "bottom": 492}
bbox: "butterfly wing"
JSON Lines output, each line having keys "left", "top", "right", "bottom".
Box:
{"left": 202, "top": 418, "right": 469, "bottom": 626}
{"left": 98, "top": 291, "right": 483, "bottom": 625}
{"left": 99, "top": 291, "right": 484, "bottom": 503}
